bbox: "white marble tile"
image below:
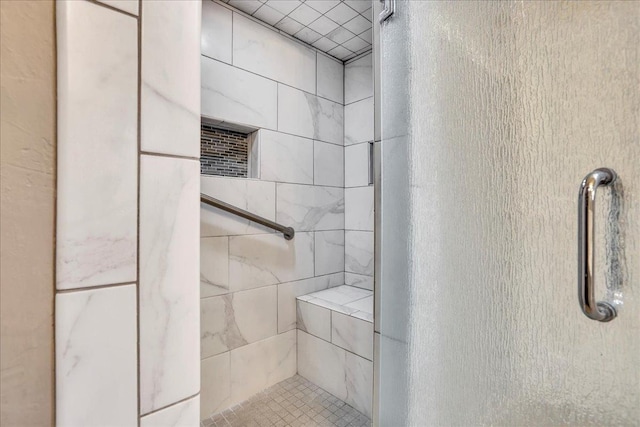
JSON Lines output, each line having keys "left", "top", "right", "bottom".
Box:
{"left": 345, "top": 52, "right": 373, "bottom": 104}
{"left": 308, "top": 285, "right": 371, "bottom": 306}
{"left": 297, "top": 330, "right": 347, "bottom": 402}
{"left": 201, "top": 237, "right": 229, "bottom": 298}
{"left": 201, "top": 286, "right": 278, "bottom": 358}
{"left": 276, "top": 183, "right": 344, "bottom": 231}
{"left": 202, "top": 0, "right": 232, "bottom": 63}
{"left": 140, "top": 155, "right": 200, "bottom": 414}
{"left": 201, "top": 352, "right": 232, "bottom": 418}
{"left": 202, "top": 57, "right": 277, "bottom": 130}
{"left": 345, "top": 351, "right": 373, "bottom": 417}
{"left": 297, "top": 300, "right": 331, "bottom": 341}
{"left": 345, "top": 231, "right": 374, "bottom": 276}
{"left": 314, "top": 141, "right": 344, "bottom": 187}
{"left": 345, "top": 272, "right": 373, "bottom": 291}
{"left": 141, "top": 0, "right": 200, "bottom": 157}
{"left": 317, "top": 53, "right": 344, "bottom": 103}
{"left": 278, "top": 84, "right": 344, "bottom": 145}
{"left": 345, "top": 295, "right": 373, "bottom": 314}
{"left": 331, "top": 312, "right": 373, "bottom": 360}
{"left": 345, "top": 97, "right": 374, "bottom": 146}
{"left": 230, "top": 330, "right": 297, "bottom": 403}
{"left": 96, "top": 0, "right": 138, "bottom": 15}
{"left": 277, "top": 273, "right": 344, "bottom": 333}
{"left": 351, "top": 310, "right": 374, "bottom": 323}
{"left": 229, "top": 232, "right": 315, "bottom": 291}
{"left": 201, "top": 176, "right": 276, "bottom": 237}
{"left": 233, "top": 14, "right": 316, "bottom": 93}
{"left": 345, "top": 186, "right": 374, "bottom": 231}
{"left": 56, "top": 285, "right": 137, "bottom": 426}
{"left": 301, "top": 297, "right": 358, "bottom": 316}
{"left": 140, "top": 395, "right": 199, "bottom": 427}
{"left": 315, "top": 230, "right": 345, "bottom": 275}
{"left": 259, "top": 130, "right": 313, "bottom": 184}
{"left": 56, "top": 0, "right": 137, "bottom": 290}
{"left": 345, "top": 142, "right": 370, "bottom": 188}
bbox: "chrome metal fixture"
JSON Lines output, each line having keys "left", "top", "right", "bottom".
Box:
{"left": 578, "top": 168, "right": 617, "bottom": 322}
{"left": 200, "top": 193, "right": 295, "bottom": 240}
{"left": 379, "top": 0, "right": 395, "bottom": 23}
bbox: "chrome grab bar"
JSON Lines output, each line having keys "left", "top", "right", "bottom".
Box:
{"left": 577, "top": 168, "right": 617, "bottom": 322}
{"left": 200, "top": 193, "right": 295, "bottom": 240}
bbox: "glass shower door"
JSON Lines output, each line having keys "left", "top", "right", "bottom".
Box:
{"left": 375, "top": 1, "right": 639, "bottom": 425}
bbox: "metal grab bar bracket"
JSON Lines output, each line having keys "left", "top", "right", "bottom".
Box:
{"left": 201, "top": 193, "right": 295, "bottom": 240}
{"left": 577, "top": 168, "right": 617, "bottom": 322}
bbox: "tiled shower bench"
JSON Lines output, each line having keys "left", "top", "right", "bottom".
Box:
{"left": 296, "top": 286, "right": 374, "bottom": 418}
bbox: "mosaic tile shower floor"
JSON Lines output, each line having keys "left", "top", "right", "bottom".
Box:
{"left": 201, "top": 375, "right": 371, "bottom": 427}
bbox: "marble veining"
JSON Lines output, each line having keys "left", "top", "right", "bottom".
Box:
{"left": 140, "top": 395, "right": 200, "bottom": 427}
{"left": 56, "top": 285, "right": 137, "bottom": 426}
{"left": 259, "top": 130, "right": 314, "bottom": 185}
{"left": 297, "top": 300, "right": 332, "bottom": 341}
{"left": 141, "top": 0, "right": 200, "bottom": 157}
{"left": 140, "top": 156, "right": 200, "bottom": 414}
{"left": 201, "top": 286, "right": 277, "bottom": 358}
{"left": 278, "top": 84, "right": 344, "bottom": 145}
{"left": 345, "top": 97, "right": 374, "bottom": 146}
{"left": 201, "top": 57, "right": 277, "bottom": 130}
{"left": 56, "top": 0, "right": 137, "bottom": 290}
{"left": 345, "top": 272, "right": 374, "bottom": 291}
{"left": 200, "top": 237, "right": 230, "bottom": 298}
{"left": 276, "top": 184, "right": 344, "bottom": 231}
{"left": 345, "top": 231, "right": 374, "bottom": 276}
{"left": 229, "top": 232, "right": 315, "bottom": 291}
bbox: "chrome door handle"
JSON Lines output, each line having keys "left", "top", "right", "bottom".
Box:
{"left": 578, "top": 168, "right": 617, "bottom": 322}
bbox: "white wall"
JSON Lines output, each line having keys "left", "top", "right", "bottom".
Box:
{"left": 199, "top": 0, "right": 347, "bottom": 419}
{"left": 344, "top": 52, "right": 374, "bottom": 291}
{"left": 55, "top": 0, "right": 201, "bottom": 424}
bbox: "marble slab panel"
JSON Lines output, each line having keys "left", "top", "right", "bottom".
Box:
{"left": 201, "top": 352, "right": 232, "bottom": 418}
{"left": 201, "top": 286, "right": 278, "bottom": 358}
{"left": 345, "top": 231, "right": 374, "bottom": 276}
{"left": 230, "top": 330, "right": 297, "bottom": 403}
{"left": 233, "top": 14, "right": 316, "bottom": 94}
{"left": 278, "top": 84, "right": 344, "bottom": 145}
{"left": 345, "top": 351, "right": 373, "bottom": 417}
{"left": 345, "top": 142, "right": 370, "bottom": 188}
{"left": 331, "top": 311, "right": 373, "bottom": 360}
{"left": 345, "top": 53, "right": 373, "bottom": 104}
{"left": 306, "top": 285, "right": 371, "bottom": 306}
{"left": 276, "top": 183, "right": 344, "bottom": 231}
{"left": 140, "top": 395, "right": 199, "bottom": 427}
{"left": 202, "top": 57, "right": 277, "bottom": 130}
{"left": 345, "top": 97, "right": 374, "bottom": 146}
{"left": 345, "top": 272, "right": 373, "bottom": 291}
{"left": 297, "top": 300, "right": 331, "bottom": 342}
{"left": 201, "top": 176, "right": 276, "bottom": 237}
{"left": 317, "top": 53, "right": 344, "bottom": 103}
{"left": 259, "top": 130, "right": 314, "bottom": 184}
{"left": 229, "top": 232, "right": 315, "bottom": 291}
{"left": 56, "top": 0, "right": 137, "bottom": 290}
{"left": 297, "top": 330, "right": 347, "bottom": 402}
{"left": 314, "top": 141, "right": 344, "bottom": 187}
{"left": 345, "top": 186, "right": 374, "bottom": 231}
{"left": 56, "top": 285, "right": 137, "bottom": 426}
{"left": 201, "top": 0, "right": 232, "bottom": 63}
{"left": 277, "top": 273, "right": 344, "bottom": 333}
{"left": 201, "top": 237, "right": 229, "bottom": 298}
{"left": 315, "top": 230, "right": 345, "bottom": 276}
{"left": 140, "top": 155, "right": 200, "bottom": 414}
{"left": 141, "top": 0, "right": 200, "bottom": 157}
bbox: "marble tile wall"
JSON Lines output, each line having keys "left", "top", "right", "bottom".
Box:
{"left": 56, "top": 0, "right": 201, "bottom": 425}
{"left": 200, "top": 1, "right": 347, "bottom": 420}
{"left": 344, "top": 52, "right": 374, "bottom": 291}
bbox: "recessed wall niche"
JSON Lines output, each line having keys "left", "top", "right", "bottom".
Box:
{"left": 200, "top": 122, "right": 250, "bottom": 178}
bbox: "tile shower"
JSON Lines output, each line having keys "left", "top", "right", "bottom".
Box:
{"left": 200, "top": 0, "right": 375, "bottom": 425}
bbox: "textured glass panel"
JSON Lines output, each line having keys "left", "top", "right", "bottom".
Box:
{"left": 378, "top": 1, "right": 639, "bottom": 425}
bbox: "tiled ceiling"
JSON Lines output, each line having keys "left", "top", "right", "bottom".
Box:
{"left": 222, "top": 0, "right": 373, "bottom": 61}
